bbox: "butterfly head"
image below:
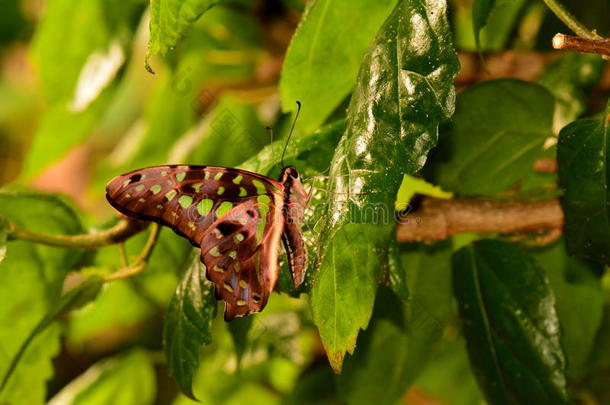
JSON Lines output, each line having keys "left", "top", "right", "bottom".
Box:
{"left": 279, "top": 166, "right": 301, "bottom": 184}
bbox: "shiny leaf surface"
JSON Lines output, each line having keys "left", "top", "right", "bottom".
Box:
{"left": 148, "top": 0, "right": 220, "bottom": 60}
{"left": 557, "top": 100, "right": 610, "bottom": 265}
{"left": 453, "top": 240, "right": 568, "bottom": 405}
{"left": 312, "top": 0, "right": 458, "bottom": 372}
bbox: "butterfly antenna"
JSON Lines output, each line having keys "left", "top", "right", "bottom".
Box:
{"left": 281, "top": 101, "right": 301, "bottom": 169}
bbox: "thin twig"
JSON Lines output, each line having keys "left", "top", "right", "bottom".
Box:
{"left": 540, "top": 0, "right": 598, "bottom": 39}
{"left": 396, "top": 197, "right": 563, "bottom": 243}
{"left": 103, "top": 223, "right": 160, "bottom": 282}
{"left": 552, "top": 33, "right": 610, "bottom": 57}
{"left": 6, "top": 218, "right": 149, "bottom": 249}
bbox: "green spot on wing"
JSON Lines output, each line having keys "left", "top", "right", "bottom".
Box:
{"left": 233, "top": 175, "right": 243, "bottom": 184}
{"left": 150, "top": 185, "right": 162, "bottom": 194}
{"left": 176, "top": 172, "right": 186, "bottom": 182}
{"left": 135, "top": 184, "right": 145, "bottom": 192}
{"left": 216, "top": 201, "right": 233, "bottom": 218}
{"left": 197, "top": 199, "right": 213, "bottom": 216}
{"left": 217, "top": 186, "right": 225, "bottom": 195}
{"left": 239, "top": 187, "right": 247, "bottom": 197}
{"left": 165, "top": 190, "right": 177, "bottom": 201}
{"left": 178, "top": 195, "right": 193, "bottom": 209}
{"left": 257, "top": 195, "right": 271, "bottom": 204}
{"left": 214, "top": 172, "right": 223, "bottom": 181}
{"left": 252, "top": 180, "right": 266, "bottom": 195}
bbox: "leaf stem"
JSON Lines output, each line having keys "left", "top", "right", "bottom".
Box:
{"left": 103, "top": 223, "right": 160, "bottom": 282}
{"left": 7, "top": 219, "right": 148, "bottom": 249}
{"left": 540, "top": 0, "right": 598, "bottom": 39}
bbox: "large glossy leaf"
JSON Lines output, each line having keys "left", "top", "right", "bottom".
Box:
{"left": 280, "top": 0, "right": 397, "bottom": 132}
{"left": 311, "top": 0, "right": 458, "bottom": 372}
{"left": 557, "top": 100, "right": 610, "bottom": 265}
{"left": 148, "top": 0, "right": 220, "bottom": 60}
{"left": 532, "top": 241, "right": 604, "bottom": 379}
{"left": 452, "top": 240, "right": 568, "bottom": 405}
{"left": 432, "top": 79, "right": 555, "bottom": 196}
{"left": 48, "top": 350, "right": 156, "bottom": 405}
{"left": 0, "top": 192, "right": 83, "bottom": 405}
{"left": 164, "top": 254, "right": 217, "bottom": 399}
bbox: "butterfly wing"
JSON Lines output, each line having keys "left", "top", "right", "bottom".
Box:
{"left": 106, "top": 165, "right": 285, "bottom": 319}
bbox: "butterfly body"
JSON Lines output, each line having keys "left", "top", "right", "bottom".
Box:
{"left": 106, "top": 164, "right": 308, "bottom": 320}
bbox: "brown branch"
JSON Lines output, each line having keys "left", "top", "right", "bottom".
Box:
{"left": 552, "top": 33, "right": 610, "bottom": 58}
{"left": 396, "top": 197, "right": 563, "bottom": 243}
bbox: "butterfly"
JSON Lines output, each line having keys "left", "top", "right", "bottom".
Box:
{"left": 105, "top": 164, "right": 310, "bottom": 320}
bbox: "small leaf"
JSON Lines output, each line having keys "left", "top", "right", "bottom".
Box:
{"left": 0, "top": 276, "right": 102, "bottom": 393}
{"left": 48, "top": 350, "right": 155, "bottom": 405}
{"left": 148, "top": 0, "right": 220, "bottom": 60}
{"left": 394, "top": 174, "right": 452, "bottom": 211}
{"left": 312, "top": 0, "right": 458, "bottom": 372}
{"left": 163, "top": 254, "right": 217, "bottom": 399}
{"left": 472, "top": 0, "right": 496, "bottom": 48}
{"left": 227, "top": 316, "right": 253, "bottom": 365}
{"left": 453, "top": 240, "right": 568, "bottom": 405}
{"left": 557, "top": 99, "right": 610, "bottom": 265}
{"left": 280, "top": 0, "right": 397, "bottom": 132}
{"left": 432, "top": 79, "right": 555, "bottom": 196}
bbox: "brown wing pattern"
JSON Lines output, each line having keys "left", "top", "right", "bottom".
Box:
{"left": 105, "top": 164, "right": 285, "bottom": 319}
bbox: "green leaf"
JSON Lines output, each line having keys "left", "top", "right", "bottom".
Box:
{"left": 539, "top": 53, "right": 605, "bottom": 132}
{"left": 280, "top": 0, "right": 397, "bottom": 132}
{"left": 394, "top": 175, "right": 452, "bottom": 211}
{"left": 338, "top": 288, "right": 410, "bottom": 405}
{"left": 0, "top": 276, "right": 103, "bottom": 393}
{"left": 312, "top": 224, "right": 391, "bottom": 372}
{"left": 472, "top": 0, "right": 496, "bottom": 48}
{"left": 227, "top": 316, "right": 253, "bottom": 364}
{"left": 557, "top": 100, "right": 610, "bottom": 265}
{"left": 452, "top": 240, "right": 568, "bottom": 405}
{"left": 30, "top": 0, "right": 113, "bottom": 102}
{"left": 0, "top": 192, "right": 83, "bottom": 405}
{"left": 312, "top": 0, "right": 458, "bottom": 372}
{"left": 339, "top": 242, "right": 454, "bottom": 404}
{"left": 472, "top": 0, "right": 525, "bottom": 51}
{"left": 22, "top": 88, "right": 114, "bottom": 179}
{"left": 48, "top": 350, "right": 156, "bottom": 405}
{"left": 148, "top": 0, "right": 220, "bottom": 60}
{"left": 531, "top": 241, "right": 604, "bottom": 379}
{"left": 432, "top": 79, "right": 555, "bottom": 196}
{"left": 164, "top": 254, "right": 217, "bottom": 399}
